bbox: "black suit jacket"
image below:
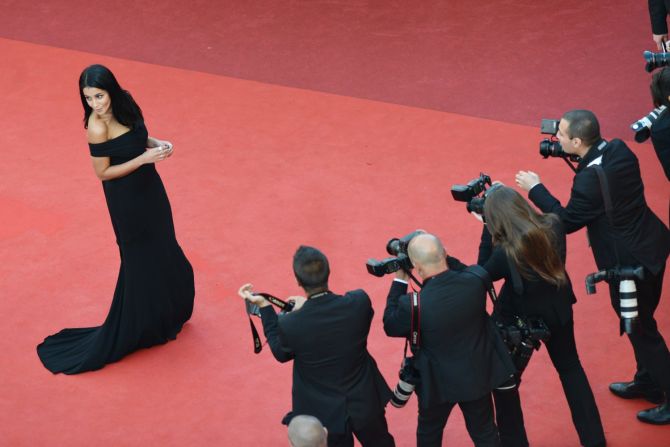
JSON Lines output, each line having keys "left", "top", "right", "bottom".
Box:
{"left": 260, "top": 290, "right": 391, "bottom": 434}
{"left": 650, "top": 110, "right": 670, "bottom": 180}
{"left": 383, "top": 271, "right": 514, "bottom": 409}
{"left": 649, "top": 0, "right": 670, "bottom": 34}
{"left": 529, "top": 139, "right": 670, "bottom": 275}
{"left": 477, "top": 222, "right": 575, "bottom": 328}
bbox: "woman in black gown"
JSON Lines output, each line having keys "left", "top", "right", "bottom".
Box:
{"left": 477, "top": 186, "right": 605, "bottom": 447}
{"left": 37, "top": 64, "right": 194, "bottom": 374}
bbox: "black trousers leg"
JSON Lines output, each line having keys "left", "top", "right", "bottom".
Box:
{"left": 353, "top": 411, "right": 395, "bottom": 447}
{"left": 328, "top": 423, "right": 354, "bottom": 447}
{"left": 460, "top": 394, "right": 502, "bottom": 447}
{"left": 544, "top": 320, "right": 606, "bottom": 447}
{"left": 417, "top": 401, "right": 456, "bottom": 447}
{"left": 493, "top": 378, "right": 529, "bottom": 447}
{"left": 609, "top": 266, "right": 670, "bottom": 397}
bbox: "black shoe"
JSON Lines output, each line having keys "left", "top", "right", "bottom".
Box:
{"left": 637, "top": 402, "right": 670, "bottom": 425}
{"left": 609, "top": 381, "right": 665, "bottom": 404}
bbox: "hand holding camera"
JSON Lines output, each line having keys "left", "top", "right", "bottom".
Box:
{"left": 238, "top": 283, "right": 271, "bottom": 307}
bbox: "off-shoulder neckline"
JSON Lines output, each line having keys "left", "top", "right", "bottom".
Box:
{"left": 88, "top": 122, "right": 143, "bottom": 146}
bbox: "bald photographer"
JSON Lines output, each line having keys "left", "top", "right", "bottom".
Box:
{"left": 382, "top": 233, "right": 515, "bottom": 446}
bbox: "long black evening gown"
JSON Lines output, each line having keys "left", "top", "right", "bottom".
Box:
{"left": 37, "top": 122, "right": 194, "bottom": 374}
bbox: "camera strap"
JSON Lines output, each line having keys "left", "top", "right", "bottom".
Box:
{"left": 248, "top": 314, "right": 263, "bottom": 354}
{"left": 403, "top": 291, "right": 421, "bottom": 358}
{"left": 591, "top": 164, "right": 622, "bottom": 267}
{"left": 246, "top": 292, "right": 294, "bottom": 354}
{"left": 410, "top": 291, "right": 420, "bottom": 350}
{"left": 463, "top": 265, "right": 498, "bottom": 305}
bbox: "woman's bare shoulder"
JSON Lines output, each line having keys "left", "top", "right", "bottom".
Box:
{"left": 87, "top": 115, "right": 108, "bottom": 144}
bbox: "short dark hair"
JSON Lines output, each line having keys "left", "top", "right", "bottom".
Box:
{"left": 651, "top": 67, "right": 670, "bottom": 107}
{"left": 293, "top": 246, "right": 330, "bottom": 290}
{"left": 562, "top": 109, "right": 601, "bottom": 147}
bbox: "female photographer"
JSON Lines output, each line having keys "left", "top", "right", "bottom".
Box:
{"left": 478, "top": 186, "right": 605, "bottom": 447}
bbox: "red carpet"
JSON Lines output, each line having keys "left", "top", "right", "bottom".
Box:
{"left": 0, "top": 0, "right": 659, "bottom": 135}
{"left": 0, "top": 2, "right": 669, "bottom": 445}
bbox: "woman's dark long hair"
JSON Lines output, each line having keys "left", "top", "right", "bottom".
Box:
{"left": 483, "top": 186, "right": 567, "bottom": 287}
{"left": 79, "top": 64, "right": 143, "bottom": 128}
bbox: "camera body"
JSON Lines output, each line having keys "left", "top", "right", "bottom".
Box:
{"left": 451, "top": 173, "right": 491, "bottom": 203}
{"left": 496, "top": 316, "right": 550, "bottom": 374}
{"left": 451, "top": 173, "right": 501, "bottom": 215}
{"left": 366, "top": 230, "right": 423, "bottom": 277}
{"left": 366, "top": 255, "right": 412, "bottom": 277}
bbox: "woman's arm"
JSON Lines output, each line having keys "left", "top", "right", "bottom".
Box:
{"left": 88, "top": 122, "right": 166, "bottom": 181}
{"left": 90, "top": 153, "right": 162, "bottom": 181}
{"left": 477, "top": 225, "right": 494, "bottom": 265}
{"left": 477, "top": 225, "right": 509, "bottom": 282}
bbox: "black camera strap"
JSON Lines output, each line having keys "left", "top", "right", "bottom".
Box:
{"left": 249, "top": 314, "right": 263, "bottom": 354}
{"left": 246, "top": 292, "right": 293, "bottom": 354}
{"left": 591, "top": 164, "right": 644, "bottom": 335}
{"left": 408, "top": 271, "right": 423, "bottom": 289}
{"left": 591, "top": 164, "right": 622, "bottom": 267}
{"left": 463, "top": 265, "right": 498, "bottom": 305}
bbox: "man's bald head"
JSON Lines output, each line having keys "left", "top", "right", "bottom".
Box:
{"left": 288, "top": 415, "right": 327, "bottom": 447}
{"left": 408, "top": 234, "right": 448, "bottom": 278}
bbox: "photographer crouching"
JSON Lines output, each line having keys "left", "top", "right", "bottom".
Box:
{"left": 477, "top": 185, "right": 606, "bottom": 447}
{"left": 381, "top": 233, "right": 515, "bottom": 446}
{"left": 517, "top": 110, "right": 670, "bottom": 424}
{"left": 238, "top": 246, "right": 395, "bottom": 447}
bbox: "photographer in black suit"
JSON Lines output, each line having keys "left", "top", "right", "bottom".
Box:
{"left": 516, "top": 109, "right": 670, "bottom": 424}
{"left": 648, "top": 67, "right": 670, "bottom": 181}
{"left": 238, "top": 246, "right": 395, "bottom": 447}
{"left": 383, "top": 233, "right": 515, "bottom": 446}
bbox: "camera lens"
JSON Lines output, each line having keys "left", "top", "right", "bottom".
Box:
{"left": 386, "top": 238, "right": 401, "bottom": 256}
{"left": 390, "top": 379, "right": 415, "bottom": 408}
{"left": 539, "top": 139, "right": 562, "bottom": 158}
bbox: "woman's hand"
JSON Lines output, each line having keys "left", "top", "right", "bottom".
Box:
{"left": 155, "top": 140, "right": 174, "bottom": 158}
{"left": 158, "top": 140, "right": 174, "bottom": 156}
{"left": 148, "top": 138, "right": 174, "bottom": 157}
{"left": 141, "top": 147, "right": 170, "bottom": 164}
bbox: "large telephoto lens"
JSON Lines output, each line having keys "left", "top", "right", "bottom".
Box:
{"left": 630, "top": 105, "right": 667, "bottom": 143}
{"left": 390, "top": 379, "right": 415, "bottom": 408}
{"left": 644, "top": 50, "right": 670, "bottom": 72}
{"left": 619, "top": 279, "right": 639, "bottom": 335}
